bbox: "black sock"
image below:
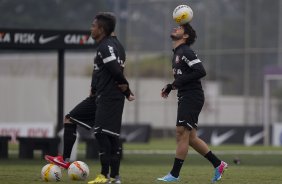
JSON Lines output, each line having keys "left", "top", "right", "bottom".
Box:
{"left": 204, "top": 151, "right": 221, "bottom": 168}
{"left": 110, "top": 147, "right": 121, "bottom": 178}
{"left": 100, "top": 152, "right": 111, "bottom": 177}
{"left": 95, "top": 133, "right": 111, "bottom": 177}
{"left": 63, "top": 123, "right": 77, "bottom": 160}
{"left": 109, "top": 137, "right": 122, "bottom": 178}
{"left": 170, "top": 158, "right": 184, "bottom": 178}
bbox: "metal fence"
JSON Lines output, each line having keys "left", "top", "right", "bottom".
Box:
{"left": 1, "top": 0, "right": 282, "bottom": 129}
{"left": 122, "top": 0, "right": 282, "bottom": 125}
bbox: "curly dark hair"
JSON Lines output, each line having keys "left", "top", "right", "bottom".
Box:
{"left": 182, "top": 23, "right": 197, "bottom": 46}
{"left": 95, "top": 12, "right": 116, "bottom": 36}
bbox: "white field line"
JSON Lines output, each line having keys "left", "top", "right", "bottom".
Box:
{"left": 123, "top": 150, "right": 282, "bottom": 155}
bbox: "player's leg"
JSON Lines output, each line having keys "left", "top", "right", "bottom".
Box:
{"left": 88, "top": 132, "right": 111, "bottom": 184}
{"left": 107, "top": 99, "right": 124, "bottom": 183}
{"left": 171, "top": 126, "right": 190, "bottom": 177}
{"left": 45, "top": 96, "right": 96, "bottom": 169}
{"left": 44, "top": 117, "right": 74, "bottom": 169}
{"left": 108, "top": 136, "right": 122, "bottom": 183}
{"left": 189, "top": 129, "right": 221, "bottom": 167}
{"left": 187, "top": 89, "right": 228, "bottom": 183}
{"left": 158, "top": 95, "right": 193, "bottom": 182}
{"left": 189, "top": 127, "right": 228, "bottom": 182}
{"left": 96, "top": 133, "right": 111, "bottom": 177}
{"left": 62, "top": 116, "right": 77, "bottom": 161}
{"left": 89, "top": 96, "right": 124, "bottom": 183}
{"left": 63, "top": 96, "right": 96, "bottom": 159}
{"left": 157, "top": 126, "right": 190, "bottom": 182}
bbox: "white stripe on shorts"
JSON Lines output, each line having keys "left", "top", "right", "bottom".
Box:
{"left": 186, "top": 122, "right": 193, "bottom": 129}
{"left": 102, "top": 129, "right": 120, "bottom": 136}
{"left": 70, "top": 117, "right": 92, "bottom": 130}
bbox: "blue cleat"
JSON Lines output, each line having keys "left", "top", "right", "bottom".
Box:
{"left": 157, "top": 173, "right": 179, "bottom": 182}
{"left": 212, "top": 161, "right": 228, "bottom": 183}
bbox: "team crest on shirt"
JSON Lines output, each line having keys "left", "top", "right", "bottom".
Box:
{"left": 108, "top": 45, "right": 114, "bottom": 54}
{"left": 175, "top": 55, "right": 180, "bottom": 63}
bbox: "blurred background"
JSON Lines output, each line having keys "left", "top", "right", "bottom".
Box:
{"left": 1, "top": 0, "right": 282, "bottom": 146}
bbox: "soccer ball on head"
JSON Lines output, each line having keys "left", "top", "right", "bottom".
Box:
{"left": 41, "top": 163, "right": 62, "bottom": 182}
{"left": 173, "top": 5, "right": 193, "bottom": 25}
{"left": 68, "top": 161, "right": 90, "bottom": 181}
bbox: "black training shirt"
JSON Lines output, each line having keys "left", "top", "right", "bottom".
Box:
{"left": 171, "top": 43, "right": 206, "bottom": 96}
{"left": 91, "top": 36, "right": 128, "bottom": 97}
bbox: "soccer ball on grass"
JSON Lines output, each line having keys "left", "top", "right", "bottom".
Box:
{"left": 173, "top": 5, "right": 193, "bottom": 25}
{"left": 41, "top": 163, "right": 62, "bottom": 182}
{"left": 68, "top": 161, "right": 90, "bottom": 181}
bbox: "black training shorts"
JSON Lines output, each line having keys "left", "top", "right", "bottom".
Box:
{"left": 66, "top": 96, "right": 96, "bottom": 130}
{"left": 176, "top": 90, "right": 204, "bottom": 130}
{"left": 94, "top": 95, "right": 125, "bottom": 137}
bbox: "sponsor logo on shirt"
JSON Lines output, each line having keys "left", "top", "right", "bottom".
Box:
{"left": 175, "top": 55, "right": 180, "bottom": 63}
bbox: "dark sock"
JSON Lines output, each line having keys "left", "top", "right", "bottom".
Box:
{"left": 110, "top": 151, "right": 120, "bottom": 178}
{"left": 110, "top": 146, "right": 122, "bottom": 178}
{"left": 109, "top": 136, "right": 122, "bottom": 178}
{"left": 100, "top": 152, "right": 111, "bottom": 177}
{"left": 95, "top": 133, "right": 111, "bottom": 177}
{"left": 204, "top": 151, "right": 221, "bottom": 168}
{"left": 63, "top": 123, "right": 77, "bottom": 160}
{"left": 170, "top": 158, "right": 184, "bottom": 178}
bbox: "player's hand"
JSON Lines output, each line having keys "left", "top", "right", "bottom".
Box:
{"left": 118, "top": 84, "right": 134, "bottom": 99}
{"left": 126, "top": 93, "right": 135, "bottom": 101}
{"left": 161, "top": 84, "right": 173, "bottom": 98}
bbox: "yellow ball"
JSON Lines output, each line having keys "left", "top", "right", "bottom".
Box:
{"left": 41, "top": 164, "right": 62, "bottom": 182}
{"left": 68, "top": 161, "right": 90, "bottom": 181}
{"left": 173, "top": 5, "right": 193, "bottom": 25}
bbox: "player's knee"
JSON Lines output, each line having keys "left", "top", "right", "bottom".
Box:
{"left": 64, "top": 114, "right": 72, "bottom": 124}
{"left": 189, "top": 137, "right": 196, "bottom": 146}
{"left": 176, "top": 127, "right": 185, "bottom": 138}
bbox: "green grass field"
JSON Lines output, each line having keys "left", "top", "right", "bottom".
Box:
{"left": 1, "top": 138, "right": 282, "bottom": 184}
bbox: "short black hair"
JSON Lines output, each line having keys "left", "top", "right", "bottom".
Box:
{"left": 95, "top": 12, "right": 116, "bottom": 36}
{"left": 182, "top": 23, "right": 197, "bottom": 46}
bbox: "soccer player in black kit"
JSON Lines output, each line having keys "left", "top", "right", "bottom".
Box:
{"left": 87, "top": 13, "right": 134, "bottom": 184}
{"left": 45, "top": 12, "right": 134, "bottom": 184}
{"left": 157, "top": 23, "right": 227, "bottom": 183}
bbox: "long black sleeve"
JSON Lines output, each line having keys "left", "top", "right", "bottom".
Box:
{"left": 94, "top": 38, "right": 131, "bottom": 97}
{"left": 104, "top": 61, "right": 128, "bottom": 85}
{"left": 104, "top": 61, "right": 131, "bottom": 97}
{"left": 172, "top": 62, "right": 206, "bottom": 89}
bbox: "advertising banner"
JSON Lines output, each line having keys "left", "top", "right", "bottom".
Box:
{"left": 198, "top": 126, "right": 265, "bottom": 146}
{"left": 0, "top": 28, "right": 96, "bottom": 50}
{"left": 0, "top": 123, "right": 55, "bottom": 143}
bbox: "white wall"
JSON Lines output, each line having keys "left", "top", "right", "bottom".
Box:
{"left": 0, "top": 52, "right": 279, "bottom": 128}
{"left": 0, "top": 76, "right": 277, "bottom": 128}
